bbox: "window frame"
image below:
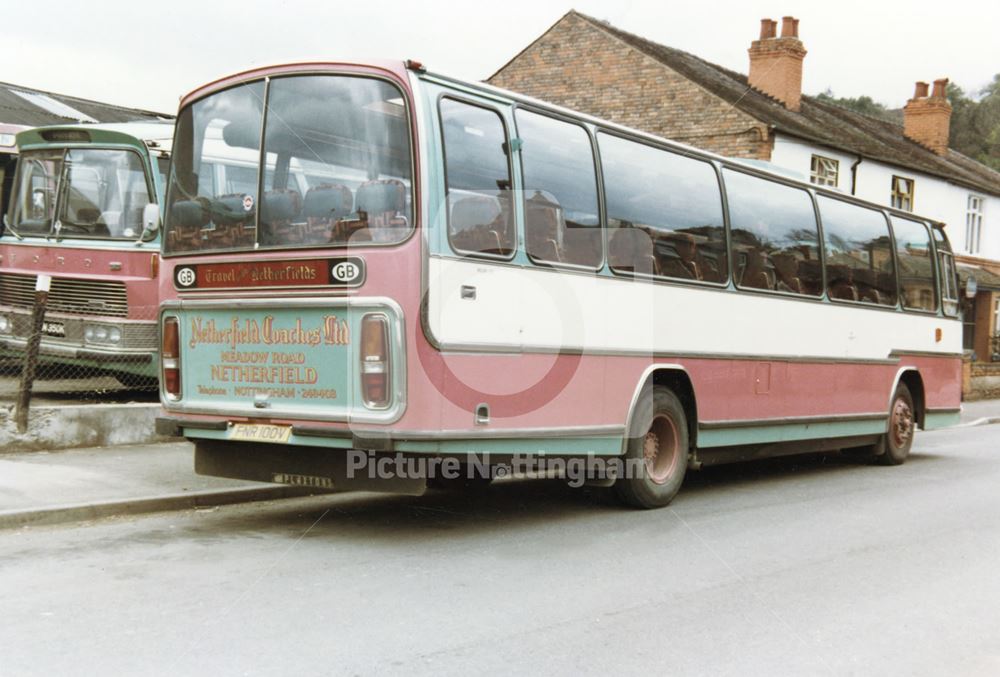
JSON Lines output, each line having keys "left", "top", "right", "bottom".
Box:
{"left": 816, "top": 193, "right": 900, "bottom": 309}
{"left": 9, "top": 145, "right": 157, "bottom": 242}
{"left": 163, "top": 72, "right": 418, "bottom": 257}
{"left": 61, "top": 147, "right": 154, "bottom": 239}
{"left": 889, "top": 214, "right": 939, "bottom": 315}
{"left": 9, "top": 150, "right": 62, "bottom": 235}
{"left": 722, "top": 165, "right": 825, "bottom": 299}
{"left": 938, "top": 249, "right": 959, "bottom": 317}
{"left": 513, "top": 104, "right": 605, "bottom": 272}
{"left": 965, "top": 194, "right": 984, "bottom": 255}
{"left": 890, "top": 175, "right": 915, "bottom": 212}
{"left": 438, "top": 94, "right": 517, "bottom": 262}
{"left": 933, "top": 224, "right": 960, "bottom": 318}
{"left": 597, "top": 128, "right": 731, "bottom": 287}
{"left": 809, "top": 154, "right": 839, "bottom": 188}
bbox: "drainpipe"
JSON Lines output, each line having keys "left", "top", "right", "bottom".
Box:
{"left": 850, "top": 155, "right": 863, "bottom": 195}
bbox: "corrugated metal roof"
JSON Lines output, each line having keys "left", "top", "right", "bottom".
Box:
{"left": 0, "top": 81, "right": 170, "bottom": 127}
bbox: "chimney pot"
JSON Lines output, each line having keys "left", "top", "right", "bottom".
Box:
{"left": 781, "top": 16, "right": 797, "bottom": 38}
{"left": 904, "top": 78, "right": 953, "bottom": 155}
{"left": 748, "top": 17, "right": 806, "bottom": 111}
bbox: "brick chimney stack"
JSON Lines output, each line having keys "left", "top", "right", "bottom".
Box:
{"left": 903, "top": 78, "right": 952, "bottom": 155}
{"left": 748, "top": 16, "right": 807, "bottom": 112}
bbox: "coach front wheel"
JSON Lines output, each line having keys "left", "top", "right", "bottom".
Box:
{"left": 615, "top": 386, "right": 689, "bottom": 509}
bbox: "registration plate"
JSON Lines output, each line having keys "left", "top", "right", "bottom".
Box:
{"left": 229, "top": 423, "right": 292, "bottom": 444}
{"left": 42, "top": 321, "right": 65, "bottom": 337}
{"left": 273, "top": 473, "right": 334, "bottom": 489}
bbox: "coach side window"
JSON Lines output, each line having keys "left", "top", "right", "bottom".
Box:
{"left": 440, "top": 98, "right": 515, "bottom": 257}
{"left": 516, "top": 109, "right": 602, "bottom": 268}
{"left": 818, "top": 196, "right": 897, "bottom": 306}
{"left": 599, "top": 133, "right": 727, "bottom": 282}
{"left": 933, "top": 227, "right": 960, "bottom": 317}
{"left": 723, "top": 169, "right": 822, "bottom": 295}
{"left": 891, "top": 216, "right": 938, "bottom": 312}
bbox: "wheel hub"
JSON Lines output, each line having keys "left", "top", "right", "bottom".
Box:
{"left": 643, "top": 414, "right": 679, "bottom": 485}
{"left": 891, "top": 399, "right": 913, "bottom": 448}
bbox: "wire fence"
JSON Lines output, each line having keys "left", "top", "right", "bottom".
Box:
{"left": 0, "top": 276, "right": 159, "bottom": 428}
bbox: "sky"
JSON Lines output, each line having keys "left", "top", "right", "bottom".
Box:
{"left": 0, "top": 0, "right": 996, "bottom": 115}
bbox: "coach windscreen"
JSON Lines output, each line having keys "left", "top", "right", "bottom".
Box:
{"left": 164, "top": 74, "right": 413, "bottom": 254}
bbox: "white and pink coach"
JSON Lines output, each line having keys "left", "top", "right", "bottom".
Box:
{"left": 154, "top": 60, "right": 962, "bottom": 508}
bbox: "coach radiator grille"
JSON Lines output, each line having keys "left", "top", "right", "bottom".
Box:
{"left": 0, "top": 273, "right": 128, "bottom": 318}
{"left": 123, "top": 323, "right": 158, "bottom": 351}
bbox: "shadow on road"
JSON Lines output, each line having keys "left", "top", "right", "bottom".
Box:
{"left": 682, "top": 449, "right": 945, "bottom": 491}
{"left": 168, "top": 449, "right": 949, "bottom": 544}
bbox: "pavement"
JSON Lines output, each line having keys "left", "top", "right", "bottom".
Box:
{"left": 0, "top": 398, "right": 998, "bottom": 531}
{"left": 955, "top": 397, "right": 1000, "bottom": 426}
{"left": 0, "top": 441, "right": 315, "bottom": 529}
{"left": 0, "top": 369, "right": 169, "bottom": 453}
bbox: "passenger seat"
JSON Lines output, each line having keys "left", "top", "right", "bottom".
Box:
{"left": 260, "top": 189, "right": 303, "bottom": 245}
{"left": 303, "top": 184, "right": 354, "bottom": 243}
{"left": 356, "top": 179, "right": 408, "bottom": 243}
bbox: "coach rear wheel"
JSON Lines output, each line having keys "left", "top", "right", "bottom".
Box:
{"left": 877, "top": 383, "right": 915, "bottom": 466}
{"left": 615, "top": 386, "right": 688, "bottom": 509}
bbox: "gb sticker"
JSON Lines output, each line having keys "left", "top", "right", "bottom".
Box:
{"left": 330, "top": 258, "right": 364, "bottom": 285}
{"left": 175, "top": 266, "right": 197, "bottom": 288}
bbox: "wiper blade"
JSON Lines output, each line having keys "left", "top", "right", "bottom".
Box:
{"left": 53, "top": 219, "right": 93, "bottom": 237}
{"left": 2, "top": 214, "right": 22, "bottom": 240}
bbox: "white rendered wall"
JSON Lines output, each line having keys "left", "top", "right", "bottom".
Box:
{"left": 770, "top": 135, "right": 999, "bottom": 259}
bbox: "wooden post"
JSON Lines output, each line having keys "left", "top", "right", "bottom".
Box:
{"left": 15, "top": 274, "right": 51, "bottom": 433}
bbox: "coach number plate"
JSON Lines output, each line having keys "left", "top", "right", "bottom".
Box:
{"left": 229, "top": 423, "right": 292, "bottom": 444}
{"left": 42, "top": 321, "right": 66, "bottom": 337}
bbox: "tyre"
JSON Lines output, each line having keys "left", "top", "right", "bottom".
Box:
{"left": 615, "top": 385, "right": 689, "bottom": 509}
{"left": 876, "top": 383, "right": 916, "bottom": 466}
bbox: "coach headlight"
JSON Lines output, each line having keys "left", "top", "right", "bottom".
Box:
{"left": 84, "top": 323, "right": 123, "bottom": 345}
{"left": 0, "top": 314, "right": 11, "bottom": 334}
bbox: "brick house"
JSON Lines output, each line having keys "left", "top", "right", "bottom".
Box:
{"left": 489, "top": 11, "right": 1000, "bottom": 396}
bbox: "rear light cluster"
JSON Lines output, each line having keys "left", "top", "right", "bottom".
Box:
{"left": 360, "top": 313, "right": 390, "bottom": 408}
{"left": 162, "top": 317, "right": 181, "bottom": 399}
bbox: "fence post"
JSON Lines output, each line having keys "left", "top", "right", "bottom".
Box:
{"left": 15, "top": 274, "right": 51, "bottom": 433}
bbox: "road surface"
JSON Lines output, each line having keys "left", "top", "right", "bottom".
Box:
{"left": 2, "top": 423, "right": 999, "bottom": 676}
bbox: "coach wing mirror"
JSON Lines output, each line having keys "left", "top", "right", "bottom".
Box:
{"left": 138, "top": 203, "right": 160, "bottom": 243}
{"left": 965, "top": 275, "right": 978, "bottom": 299}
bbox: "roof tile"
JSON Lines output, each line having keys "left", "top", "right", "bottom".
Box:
{"left": 572, "top": 11, "right": 1000, "bottom": 196}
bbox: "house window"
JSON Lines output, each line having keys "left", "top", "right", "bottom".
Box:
{"left": 810, "top": 155, "right": 839, "bottom": 187}
{"left": 966, "top": 194, "right": 984, "bottom": 254}
{"left": 891, "top": 176, "right": 914, "bottom": 211}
